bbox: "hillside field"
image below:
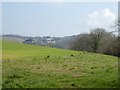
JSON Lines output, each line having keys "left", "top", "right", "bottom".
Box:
{"left": 1, "top": 40, "right": 118, "bottom": 88}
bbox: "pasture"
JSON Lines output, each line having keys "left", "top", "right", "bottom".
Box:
{"left": 2, "top": 40, "right": 118, "bottom": 88}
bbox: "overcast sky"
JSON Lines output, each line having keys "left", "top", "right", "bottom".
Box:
{"left": 2, "top": 2, "right": 117, "bottom": 37}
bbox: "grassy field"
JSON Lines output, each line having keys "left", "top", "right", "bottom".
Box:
{"left": 1, "top": 40, "right": 118, "bottom": 88}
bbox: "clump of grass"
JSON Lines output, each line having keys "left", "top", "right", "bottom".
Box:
{"left": 90, "top": 66, "right": 97, "bottom": 69}
{"left": 58, "top": 57, "right": 61, "bottom": 59}
{"left": 44, "top": 55, "right": 50, "bottom": 59}
{"left": 71, "top": 83, "right": 75, "bottom": 86}
{"left": 47, "top": 55, "right": 50, "bottom": 58}
{"left": 83, "top": 51, "right": 86, "bottom": 54}
{"left": 33, "top": 57, "right": 37, "bottom": 60}
{"left": 91, "top": 72, "right": 94, "bottom": 74}
{"left": 71, "top": 54, "right": 74, "bottom": 57}
{"left": 8, "top": 74, "right": 23, "bottom": 79}
{"left": 2, "top": 79, "right": 14, "bottom": 88}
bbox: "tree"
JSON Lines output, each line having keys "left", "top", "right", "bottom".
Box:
{"left": 70, "top": 27, "right": 119, "bottom": 57}
{"left": 71, "top": 34, "right": 94, "bottom": 52}
{"left": 97, "top": 33, "right": 116, "bottom": 55}
{"left": 90, "top": 28, "right": 108, "bottom": 52}
{"left": 110, "top": 19, "right": 120, "bottom": 56}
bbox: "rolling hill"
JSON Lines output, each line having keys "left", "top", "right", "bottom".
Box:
{"left": 1, "top": 40, "right": 118, "bottom": 88}
{"left": 2, "top": 34, "right": 76, "bottom": 49}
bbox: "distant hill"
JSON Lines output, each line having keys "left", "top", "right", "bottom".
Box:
{"left": 2, "top": 37, "right": 24, "bottom": 43}
{"left": 2, "top": 34, "right": 77, "bottom": 49}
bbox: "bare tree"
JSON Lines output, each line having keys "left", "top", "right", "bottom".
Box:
{"left": 71, "top": 34, "right": 94, "bottom": 52}
{"left": 70, "top": 27, "right": 119, "bottom": 56}
{"left": 90, "top": 28, "right": 108, "bottom": 52}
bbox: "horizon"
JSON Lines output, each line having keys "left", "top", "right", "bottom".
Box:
{"left": 2, "top": 2, "right": 117, "bottom": 37}
{"left": 1, "top": 33, "right": 78, "bottom": 37}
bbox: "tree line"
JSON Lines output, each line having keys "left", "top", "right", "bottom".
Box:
{"left": 70, "top": 28, "right": 120, "bottom": 57}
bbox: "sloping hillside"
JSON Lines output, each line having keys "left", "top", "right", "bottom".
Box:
{"left": 2, "top": 37, "right": 24, "bottom": 43}
{"left": 2, "top": 40, "right": 118, "bottom": 88}
{"left": 2, "top": 40, "right": 79, "bottom": 59}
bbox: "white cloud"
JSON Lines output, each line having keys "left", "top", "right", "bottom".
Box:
{"left": 87, "top": 8, "right": 117, "bottom": 29}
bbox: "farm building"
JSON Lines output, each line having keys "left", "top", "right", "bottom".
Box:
{"left": 23, "top": 39, "right": 34, "bottom": 44}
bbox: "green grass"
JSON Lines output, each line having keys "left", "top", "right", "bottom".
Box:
{"left": 2, "top": 40, "right": 79, "bottom": 59}
{"left": 1, "top": 40, "right": 118, "bottom": 88}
